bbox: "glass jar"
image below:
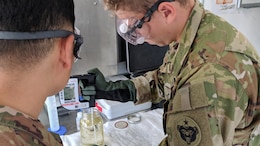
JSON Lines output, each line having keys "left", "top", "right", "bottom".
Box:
{"left": 80, "top": 107, "right": 104, "bottom": 146}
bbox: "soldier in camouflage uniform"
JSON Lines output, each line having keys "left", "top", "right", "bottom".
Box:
{"left": 0, "top": 0, "right": 80, "bottom": 145}
{"left": 82, "top": 0, "right": 260, "bottom": 145}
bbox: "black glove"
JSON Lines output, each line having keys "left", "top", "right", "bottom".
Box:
{"left": 72, "top": 74, "right": 96, "bottom": 107}
{"left": 79, "top": 80, "right": 95, "bottom": 101}
{"left": 84, "top": 68, "right": 136, "bottom": 102}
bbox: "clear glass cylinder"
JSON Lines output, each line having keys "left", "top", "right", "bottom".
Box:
{"left": 80, "top": 107, "right": 104, "bottom": 146}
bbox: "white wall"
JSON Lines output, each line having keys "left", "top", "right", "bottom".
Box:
{"left": 203, "top": 1, "right": 260, "bottom": 53}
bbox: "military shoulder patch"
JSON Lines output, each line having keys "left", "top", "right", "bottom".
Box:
{"left": 177, "top": 116, "right": 201, "bottom": 146}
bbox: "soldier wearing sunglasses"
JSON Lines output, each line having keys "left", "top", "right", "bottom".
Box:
{"left": 0, "top": 0, "right": 82, "bottom": 145}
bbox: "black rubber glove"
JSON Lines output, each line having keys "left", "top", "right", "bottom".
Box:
{"left": 79, "top": 80, "right": 95, "bottom": 101}
{"left": 72, "top": 74, "right": 96, "bottom": 107}
{"left": 86, "top": 68, "right": 136, "bottom": 102}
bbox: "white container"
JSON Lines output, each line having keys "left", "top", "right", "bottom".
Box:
{"left": 45, "top": 95, "right": 60, "bottom": 132}
{"left": 76, "top": 111, "right": 82, "bottom": 131}
{"left": 96, "top": 99, "right": 152, "bottom": 120}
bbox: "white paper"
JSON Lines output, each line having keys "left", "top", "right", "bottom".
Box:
{"left": 205, "top": 0, "right": 238, "bottom": 14}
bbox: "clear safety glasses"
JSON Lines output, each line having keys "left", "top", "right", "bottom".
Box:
{"left": 0, "top": 28, "right": 83, "bottom": 61}
{"left": 117, "top": 18, "right": 147, "bottom": 45}
{"left": 117, "top": 0, "right": 174, "bottom": 45}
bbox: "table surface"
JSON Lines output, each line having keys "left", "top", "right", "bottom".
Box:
{"left": 60, "top": 108, "right": 166, "bottom": 146}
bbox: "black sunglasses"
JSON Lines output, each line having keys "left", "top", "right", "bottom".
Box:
{"left": 127, "top": 0, "right": 174, "bottom": 35}
{"left": 0, "top": 30, "right": 83, "bottom": 59}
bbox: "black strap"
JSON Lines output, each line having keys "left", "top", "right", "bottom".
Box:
{"left": 163, "top": 100, "right": 169, "bottom": 134}
{"left": 0, "top": 30, "right": 73, "bottom": 40}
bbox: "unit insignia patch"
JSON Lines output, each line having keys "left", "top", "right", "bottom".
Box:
{"left": 177, "top": 116, "right": 201, "bottom": 146}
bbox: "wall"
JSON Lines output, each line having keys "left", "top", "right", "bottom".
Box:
{"left": 71, "top": 0, "right": 127, "bottom": 77}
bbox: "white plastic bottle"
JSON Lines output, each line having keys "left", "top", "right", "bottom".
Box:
{"left": 45, "top": 95, "right": 60, "bottom": 132}
{"left": 76, "top": 111, "right": 82, "bottom": 131}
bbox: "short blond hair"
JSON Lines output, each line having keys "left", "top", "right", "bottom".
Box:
{"left": 103, "top": 0, "right": 189, "bottom": 12}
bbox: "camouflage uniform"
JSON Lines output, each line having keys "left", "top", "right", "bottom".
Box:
{"left": 131, "top": 1, "right": 260, "bottom": 146}
{"left": 0, "top": 106, "right": 62, "bottom": 146}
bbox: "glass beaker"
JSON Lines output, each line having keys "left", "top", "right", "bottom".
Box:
{"left": 80, "top": 107, "right": 104, "bottom": 146}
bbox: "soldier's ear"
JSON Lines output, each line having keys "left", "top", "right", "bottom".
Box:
{"left": 157, "top": 2, "right": 176, "bottom": 24}
{"left": 58, "top": 34, "right": 74, "bottom": 69}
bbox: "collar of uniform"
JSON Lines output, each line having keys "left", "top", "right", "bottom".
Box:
{"left": 170, "top": 1, "right": 204, "bottom": 78}
{"left": 0, "top": 105, "right": 36, "bottom": 120}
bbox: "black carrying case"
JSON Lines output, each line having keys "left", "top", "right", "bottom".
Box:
{"left": 126, "top": 42, "right": 169, "bottom": 77}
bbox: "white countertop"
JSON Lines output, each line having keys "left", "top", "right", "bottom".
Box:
{"left": 60, "top": 108, "right": 166, "bottom": 146}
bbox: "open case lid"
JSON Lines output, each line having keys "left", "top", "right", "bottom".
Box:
{"left": 126, "top": 42, "right": 169, "bottom": 77}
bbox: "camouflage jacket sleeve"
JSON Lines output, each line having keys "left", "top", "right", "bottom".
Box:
{"left": 130, "top": 69, "right": 161, "bottom": 104}
{"left": 130, "top": 41, "right": 180, "bottom": 105}
{"left": 0, "top": 106, "right": 63, "bottom": 146}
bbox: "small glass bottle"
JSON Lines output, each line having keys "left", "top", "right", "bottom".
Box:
{"left": 80, "top": 107, "right": 104, "bottom": 146}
